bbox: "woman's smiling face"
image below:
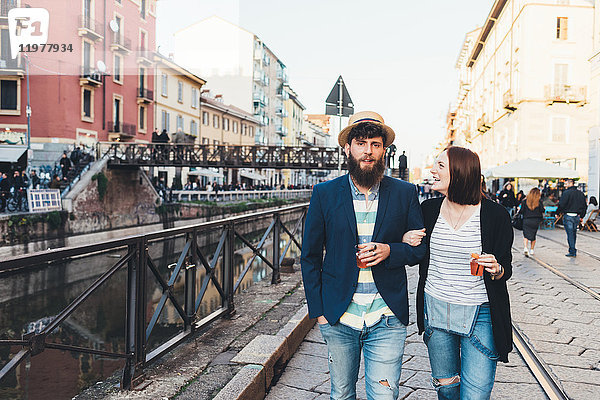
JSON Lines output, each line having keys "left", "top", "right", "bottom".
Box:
{"left": 430, "top": 150, "right": 450, "bottom": 195}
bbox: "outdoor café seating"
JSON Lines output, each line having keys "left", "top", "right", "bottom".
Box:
{"left": 542, "top": 206, "right": 558, "bottom": 229}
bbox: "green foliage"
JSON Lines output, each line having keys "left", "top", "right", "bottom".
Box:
{"left": 46, "top": 211, "right": 62, "bottom": 230}
{"left": 91, "top": 172, "right": 109, "bottom": 201}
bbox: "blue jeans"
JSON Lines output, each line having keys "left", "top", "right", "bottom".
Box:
{"left": 423, "top": 304, "right": 498, "bottom": 400}
{"left": 563, "top": 215, "right": 579, "bottom": 256}
{"left": 319, "top": 315, "right": 407, "bottom": 400}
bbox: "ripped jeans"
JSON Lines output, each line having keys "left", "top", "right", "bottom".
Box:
{"left": 318, "top": 315, "right": 407, "bottom": 400}
{"left": 423, "top": 304, "right": 498, "bottom": 400}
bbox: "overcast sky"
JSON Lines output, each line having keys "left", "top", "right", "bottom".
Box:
{"left": 157, "top": 0, "right": 495, "bottom": 168}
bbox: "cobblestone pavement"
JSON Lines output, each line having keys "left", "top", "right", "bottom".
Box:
{"left": 267, "top": 265, "right": 546, "bottom": 399}
{"left": 510, "top": 227, "right": 600, "bottom": 399}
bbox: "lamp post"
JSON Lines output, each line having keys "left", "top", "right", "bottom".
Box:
{"left": 24, "top": 53, "right": 31, "bottom": 173}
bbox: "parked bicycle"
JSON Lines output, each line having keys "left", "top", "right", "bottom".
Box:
{"left": 6, "top": 189, "right": 29, "bottom": 212}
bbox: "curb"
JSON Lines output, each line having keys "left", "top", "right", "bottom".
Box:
{"left": 214, "top": 305, "right": 315, "bottom": 400}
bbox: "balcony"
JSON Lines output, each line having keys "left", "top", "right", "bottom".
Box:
{"left": 544, "top": 84, "right": 587, "bottom": 105}
{"left": 276, "top": 86, "right": 289, "bottom": 100}
{"left": 277, "top": 69, "right": 288, "bottom": 83}
{"left": 108, "top": 121, "right": 136, "bottom": 137}
{"left": 137, "top": 87, "right": 153, "bottom": 103}
{"left": 78, "top": 15, "right": 104, "bottom": 41}
{"left": 275, "top": 125, "right": 288, "bottom": 137}
{"left": 275, "top": 107, "right": 288, "bottom": 118}
{"left": 110, "top": 32, "right": 132, "bottom": 53}
{"left": 503, "top": 91, "right": 517, "bottom": 112}
{"left": 476, "top": 114, "right": 491, "bottom": 133}
{"left": 0, "top": 56, "right": 25, "bottom": 76}
{"left": 136, "top": 48, "right": 153, "bottom": 65}
{"left": 0, "top": 0, "right": 17, "bottom": 18}
{"left": 79, "top": 66, "right": 103, "bottom": 86}
{"left": 253, "top": 92, "right": 266, "bottom": 105}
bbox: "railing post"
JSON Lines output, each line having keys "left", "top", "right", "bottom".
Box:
{"left": 223, "top": 222, "right": 235, "bottom": 315}
{"left": 185, "top": 231, "right": 197, "bottom": 331}
{"left": 122, "top": 240, "right": 146, "bottom": 389}
{"left": 272, "top": 213, "right": 281, "bottom": 284}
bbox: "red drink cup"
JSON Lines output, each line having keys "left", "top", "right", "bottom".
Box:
{"left": 356, "top": 245, "right": 369, "bottom": 269}
{"left": 470, "top": 253, "right": 483, "bottom": 276}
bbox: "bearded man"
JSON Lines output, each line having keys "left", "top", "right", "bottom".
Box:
{"left": 301, "top": 111, "right": 426, "bottom": 399}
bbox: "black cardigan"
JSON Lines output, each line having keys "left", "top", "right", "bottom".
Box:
{"left": 416, "top": 197, "right": 514, "bottom": 362}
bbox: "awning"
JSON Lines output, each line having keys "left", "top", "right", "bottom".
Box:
{"left": 0, "top": 146, "right": 27, "bottom": 162}
{"left": 483, "top": 158, "right": 579, "bottom": 179}
{"left": 187, "top": 168, "right": 223, "bottom": 178}
{"left": 240, "top": 170, "right": 267, "bottom": 181}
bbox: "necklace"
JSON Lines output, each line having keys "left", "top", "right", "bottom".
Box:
{"left": 445, "top": 200, "right": 467, "bottom": 230}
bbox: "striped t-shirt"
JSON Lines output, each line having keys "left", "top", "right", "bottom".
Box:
{"left": 425, "top": 204, "right": 489, "bottom": 305}
{"left": 338, "top": 176, "right": 394, "bottom": 330}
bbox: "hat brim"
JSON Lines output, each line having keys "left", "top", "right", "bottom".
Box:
{"left": 338, "top": 122, "right": 396, "bottom": 148}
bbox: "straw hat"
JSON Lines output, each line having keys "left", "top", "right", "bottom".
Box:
{"left": 337, "top": 111, "right": 396, "bottom": 148}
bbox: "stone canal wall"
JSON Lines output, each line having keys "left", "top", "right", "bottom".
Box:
{"left": 0, "top": 165, "right": 309, "bottom": 246}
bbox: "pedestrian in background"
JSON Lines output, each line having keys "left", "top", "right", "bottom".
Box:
{"left": 557, "top": 179, "right": 587, "bottom": 257}
{"left": 59, "top": 152, "right": 72, "bottom": 179}
{"left": 498, "top": 182, "right": 516, "bottom": 216}
{"left": 515, "top": 190, "right": 525, "bottom": 205}
{"left": 582, "top": 196, "right": 598, "bottom": 230}
{"left": 405, "top": 146, "right": 513, "bottom": 399}
{"left": 519, "top": 187, "right": 544, "bottom": 256}
{"left": 0, "top": 172, "right": 10, "bottom": 212}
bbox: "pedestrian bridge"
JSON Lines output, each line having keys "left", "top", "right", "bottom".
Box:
{"left": 98, "top": 142, "right": 347, "bottom": 170}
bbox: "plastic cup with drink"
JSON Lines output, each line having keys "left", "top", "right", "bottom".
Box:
{"left": 470, "top": 252, "right": 484, "bottom": 276}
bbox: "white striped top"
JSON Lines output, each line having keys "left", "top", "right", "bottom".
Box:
{"left": 425, "top": 205, "right": 489, "bottom": 305}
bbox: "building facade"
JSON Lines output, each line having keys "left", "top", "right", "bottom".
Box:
{"left": 447, "top": 0, "right": 593, "bottom": 182}
{"left": 0, "top": 0, "right": 157, "bottom": 170}
{"left": 173, "top": 16, "right": 290, "bottom": 146}
{"left": 588, "top": 0, "right": 600, "bottom": 200}
{"left": 154, "top": 53, "right": 205, "bottom": 142}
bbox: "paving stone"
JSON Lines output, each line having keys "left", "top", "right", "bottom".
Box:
{"left": 304, "top": 327, "right": 325, "bottom": 344}
{"left": 511, "top": 314, "right": 555, "bottom": 325}
{"left": 494, "top": 366, "right": 537, "bottom": 384}
{"left": 490, "top": 382, "right": 547, "bottom": 399}
{"left": 313, "top": 379, "right": 330, "bottom": 394}
{"left": 286, "top": 353, "right": 330, "bottom": 373}
{"left": 314, "top": 394, "right": 329, "bottom": 400}
{"left": 550, "top": 365, "right": 600, "bottom": 385}
{"left": 276, "top": 367, "right": 329, "bottom": 391}
{"left": 296, "top": 341, "right": 328, "bottom": 358}
{"left": 402, "top": 356, "right": 431, "bottom": 373}
{"left": 530, "top": 340, "right": 585, "bottom": 356}
{"left": 515, "top": 322, "right": 559, "bottom": 334}
{"left": 398, "top": 369, "right": 418, "bottom": 385}
{"left": 521, "top": 330, "right": 573, "bottom": 344}
{"left": 213, "top": 364, "right": 265, "bottom": 400}
{"left": 265, "top": 383, "right": 319, "bottom": 400}
{"left": 404, "top": 388, "right": 437, "bottom": 399}
{"left": 403, "top": 371, "right": 432, "bottom": 390}
{"left": 403, "top": 342, "right": 429, "bottom": 357}
{"left": 540, "top": 352, "right": 597, "bottom": 369}
{"left": 562, "top": 381, "right": 600, "bottom": 400}
{"left": 570, "top": 337, "right": 600, "bottom": 351}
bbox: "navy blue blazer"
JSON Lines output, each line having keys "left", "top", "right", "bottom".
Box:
{"left": 301, "top": 174, "right": 426, "bottom": 326}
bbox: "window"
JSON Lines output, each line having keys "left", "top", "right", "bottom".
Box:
{"left": 202, "top": 137, "right": 209, "bottom": 145}
{"left": 139, "top": 105, "right": 146, "bottom": 132}
{"left": 161, "top": 73, "right": 168, "bottom": 96}
{"left": 0, "top": 80, "right": 18, "bottom": 111}
{"left": 213, "top": 140, "right": 220, "bottom": 145}
{"left": 190, "top": 120, "right": 197, "bottom": 136}
{"left": 140, "top": 30, "right": 146, "bottom": 51}
{"left": 551, "top": 117, "right": 568, "bottom": 143}
{"left": 83, "top": 40, "right": 92, "bottom": 72}
{"left": 556, "top": 17, "right": 568, "bottom": 40}
{"left": 191, "top": 88, "right": 198, "bottom": 108}
{"left": 249, "top": 126, "right": 254, "bottom": 137}
{"left": 232, "top": 121, "right": 238, "bottom": 133}
{"left": 139, "top": 67, "right": 146, "bottom": 91}
{"left": 177, "top": 115, "right": 184, "bottom": 131}
{"left": 114, "top": 54, "right": 122, "bottom": 83}
{"left": 242, "top": 124, "right": 248, "bottom": 135}
{"left": 82, "top": 88, "right": 92, "bottom": 120}
{"left": 177, "top": 81, "right": 183, "bottom": 102}
{"left": 223, "top": 117, "right": 229, "bottom": 131}
{"left": 213, "top": 114, "right": 219, "bottom": 128}
{"left": 140, "top": 0, "right": 146, "bottom": 19}
{"left": 161, "top": 110, "right": 170, "bottom": 131}
{"left": 113, "top": 96, "right": 122, "bottom": 127}
{"left": 202, "top": 111, "right": 209, "bottom": 125}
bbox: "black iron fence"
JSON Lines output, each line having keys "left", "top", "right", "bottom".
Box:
{"left": 0, "top": 203, "right": 308, "bottom": 390}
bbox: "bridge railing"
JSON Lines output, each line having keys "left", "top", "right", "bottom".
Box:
{"left": 171, "top": 189, "right": 312, "bottom": 202}
{"left": 0, "top": 203, "right": 309, "bottom": 390}
{"left": 96, "top": 142, "right": 346, "bottom": 170}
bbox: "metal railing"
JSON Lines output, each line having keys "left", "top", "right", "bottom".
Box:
{"left": 79, "top": 15, "right": 103, "bottom": 37}
{"left": 137, "top": 87, "right": 154, "bottom": 101}
{"left": 172, "top": 189, "right": 312, "bottom": 202}
{"left": 0, "top": 204, "right": 308, "bottom": 389}
{"left": 97, "top": 142, "right": 346, "bottom": 170}
{"left": 80, "top": 66, "right": 103, "bottom": 84}
{"left": 110, "top": 32, "right": 132, "bottom": 51}
{"left": 544, "top": 84, "right": 586, "bottom": 103}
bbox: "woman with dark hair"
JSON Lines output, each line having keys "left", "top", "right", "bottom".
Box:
{"left": 518, "top": 188, "right": 544, "bottom": 256}
{"left": 583, "top": 196, "right": 598, "bottom": 229}
{"left": 498, "top": 182, "right": 516, "bottom": 216}
{"left": 515, "top": 190, "right": 525, "bottom": 205}
{"left": 403, "top": 146, "right": 513, "bottom": 399}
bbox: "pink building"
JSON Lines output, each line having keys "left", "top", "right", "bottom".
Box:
{"left": 0, "top": 0, "right": 156, "bottom": 169}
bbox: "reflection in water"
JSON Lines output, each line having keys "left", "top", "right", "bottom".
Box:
{"left": 0, "top": 216, "right": 301, "bottom": 400}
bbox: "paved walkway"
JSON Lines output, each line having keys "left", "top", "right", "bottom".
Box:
{"left": 267, "top": 260, "right": 547, "bottom": 399}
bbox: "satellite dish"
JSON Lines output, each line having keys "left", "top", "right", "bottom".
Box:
{"left": 96, "top": 60, "right": 106, "bottom": 73}
{"left": 109, "top": 20, "right": 119, "bottom": 33}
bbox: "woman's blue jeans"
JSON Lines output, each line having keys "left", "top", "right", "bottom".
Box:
{"left": 423, "top": 304, "right": 498, "bottom": 400}
{"left": 318, "top": 315, "right": 407, "bottom": 400}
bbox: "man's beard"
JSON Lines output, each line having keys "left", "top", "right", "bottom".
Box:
{"left": 348, "top": 151, "right": 385, "bottom": 188}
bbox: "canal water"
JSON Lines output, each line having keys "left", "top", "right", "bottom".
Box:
{"left": 0, "top": 216, "right": 302, "bottom": 400}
